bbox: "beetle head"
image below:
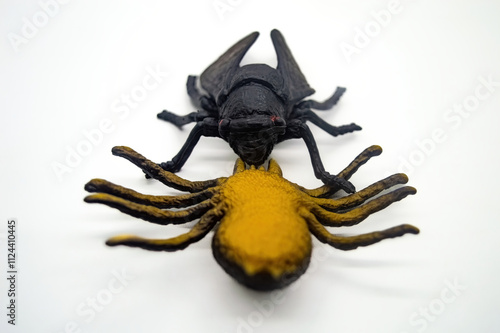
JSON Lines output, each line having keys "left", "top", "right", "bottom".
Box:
{"left": 219, "top": 85, "right": 286, "bottom": 166}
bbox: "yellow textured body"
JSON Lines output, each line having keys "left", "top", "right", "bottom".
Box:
{"left": 213, "top": 168, "right": 312, "bottom": 288}
{"left": 85, "top": 146, "right": 419, "bottom": 291}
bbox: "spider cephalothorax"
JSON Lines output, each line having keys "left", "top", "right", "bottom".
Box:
{"left": 84, "top": 145, "right": 418, "bottom": 291}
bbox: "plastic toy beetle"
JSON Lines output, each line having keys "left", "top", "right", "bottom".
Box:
{"left": 155, "top": 29, "right": 361, "bottom": 193}
{"left": 84, "top": 145, "right": 418, "bottom": 290}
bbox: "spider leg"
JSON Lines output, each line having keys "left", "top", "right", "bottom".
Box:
{"left": 298, "top": 86, "right": 346, "bottom": 111}
{"left": 311, "top": 186, "right": 416, "bottom": 227}
{"left": 337, "top": 145, "right": 383, "bottom": 180}
{"left": 84, "top": 193, "right": 214, "bottom": 225}
{"left": 311, "top": 173, "right": 409, "bottom": 211}
{"left": 84, "top": 178, "right": 216, "bottom": 208}
{"left": 105, "top": 206, "right": 223, "bottom": 251}
{"left": 112, "top": 146, "right": 225, "bottom": 192}
{"left": 306, "top": 212, "right": 419, "bottom": 250}
{"left": 299, "top": 145, "right": 383, "bottom": 198}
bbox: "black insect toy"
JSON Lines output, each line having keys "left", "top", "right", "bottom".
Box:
{"left": 156, "top": 29, "right": 361, "bottom": 193}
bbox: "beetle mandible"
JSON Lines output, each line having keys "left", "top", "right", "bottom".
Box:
{"left": 156, "top": 29, "right": 361, "bottom": 193}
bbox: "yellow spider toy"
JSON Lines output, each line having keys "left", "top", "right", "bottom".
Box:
{"left": 84, "top": 145, "right": 418, "bottom": 290}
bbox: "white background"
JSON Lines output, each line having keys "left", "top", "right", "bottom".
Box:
{"left": 1, "top": 0, "right": 500, "bottom": 332}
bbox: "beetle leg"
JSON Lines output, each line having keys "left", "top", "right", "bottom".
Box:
{"left": 311, "top": 173, "right": 410, "bottom": 211}
{"left": 105, "top": 206, "right": 223, "bottom": 251}
{"left": 84, "top": 178, "right": 216, "bottom": 209}
{"left": 84, "top": 193, "right": 214, "bottom": 225}
{"left": 158, "top": 76, "right": 216, "bottom": 128}
{"left": 156, "top": 118, "right": 220, "bottom": 175}
{"left": 297, "top": 145, "right": 383, "bottom": 198}
{"left": 292, "top": 121, "right": 356, "bottom": 193}
{"left": 158, "top": 122, "right": 205, "bottom": 173}
{"left": 157, "top": 109, "right": 210, "bottom": 129}
{"left": 310, "top": 186, "right": 416, "bottom": 227}
{"left": 304, "top": 110, "right": 362, "bottom": 137}
{"left": 112, "top": 146, "right": 225, "bottom": 192}
{"left": 298, "top": 86, "right": 347, "bottom": 110}
{"left": 305, "top": 212, "right": 419, "bottom": 251}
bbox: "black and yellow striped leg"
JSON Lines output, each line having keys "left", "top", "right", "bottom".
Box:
{"left": 311, "top": 173, "right": 410, "bottom": 211}
{"left": 305, "top": 212, "right": 419, "bottom": 251}
{"left": 311, "top": 186, "right": 416, "bottom": 227}
{"left": 84, "top": 178, "right": 216, "bottom": 209}
{"left": 299, "top": 145, "right": 383, "bottom": 198}
{"left": 84, "top": 194, "right": 214, "bottom": 225}
{"left": 105, "top": 206, "right": 224, "bottom": 251}
{"left": 111, "top": 146, "right": 226, "bottom": 192}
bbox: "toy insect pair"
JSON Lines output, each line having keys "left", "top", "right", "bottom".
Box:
{"left": 84, "top": 29, "right": 418, "bottom": 291}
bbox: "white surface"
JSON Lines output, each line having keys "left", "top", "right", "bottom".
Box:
{"left": 1, "top": 0, "right": 499, "bottom": 332}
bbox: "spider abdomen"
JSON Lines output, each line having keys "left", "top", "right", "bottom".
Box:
{"left": 212, "top": 169, "right": 312, "bottom": 290}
